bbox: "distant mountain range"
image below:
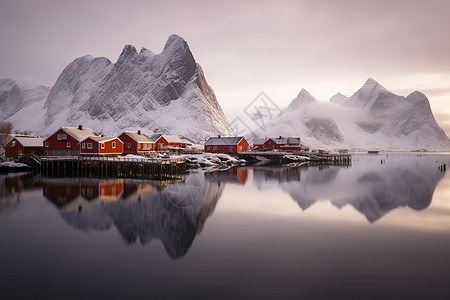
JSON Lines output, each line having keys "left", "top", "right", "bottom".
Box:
{"left": 1, "top": 34, "right": 449, "bottom": 150}
{"left": 0, "top": 35, "right": 234, "bottom": 142}
{"left": 254, "top": 78, "right": 450, "bottom": 151}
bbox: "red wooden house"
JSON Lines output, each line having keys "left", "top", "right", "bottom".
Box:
{"left": 151, "top": 134, "right": 184, "bottom": 151}
{"left": 118, "top": 131, "right": 155, "bottom": 155}
{"left": 252, "top": 137, "right": 301, "bottom": 152}
{"left": 43, "top": 126, "right": 98, "bottom": 156}
{"left": 80, "top": 136, "right": 123, "bottom": 156}
{"left": 4, "top": 136, "right": 44, "bottom": 158}
{"left": 204, "top": 136, "right": 249, "bottom": 153}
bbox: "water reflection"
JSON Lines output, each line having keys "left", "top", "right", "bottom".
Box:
{"left": 1, "top": 154, "right": 448, "bottom": 259}
{"left": 42, "top": 173, "right": 224, "bottom": 259}
{"left": 253, "top": 154, "right": 448, "bottom": 222}
{"left": 0, "top": 173, "right": 39, "bottom": 213}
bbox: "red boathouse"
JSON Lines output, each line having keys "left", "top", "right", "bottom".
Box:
{"left": 43, "top": 126, "right": 98, "bottom": 156}
{"left": 118, "top": 131, "right": 155, "bottom": 155}
{"left": 151, "top": 134, "right": 184, "bottom": 151}
{"left": 80, "top": 136, "right": 123, "bottom": 156}
{"left": 4, "top": 136, "right": 45, "bottom": 158}
{"left": 204, "top": 136, "right": 249, "bottom": 153}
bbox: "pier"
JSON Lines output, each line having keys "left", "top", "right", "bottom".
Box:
{"left": 238, "top": 151, "right": 352, "bottom": 166}
{"left": 39, "top": 156, "right": 186, "bottom": 179}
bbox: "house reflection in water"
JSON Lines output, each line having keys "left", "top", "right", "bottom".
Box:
{"left": 43, "top": 179, "right": 125, "bottom": 212}
{"left": 204, "top": 167, "right": 248, "bottom": 186}
{"left": 41, "top": 172, "right": 224, "bottom": 259}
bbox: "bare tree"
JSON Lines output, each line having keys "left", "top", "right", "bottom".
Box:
{"left": 0, "top": 121, "right": 13, "bottom": 157}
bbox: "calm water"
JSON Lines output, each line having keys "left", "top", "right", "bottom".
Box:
{"left": 1, "top": 153, "right": 450, "bottom": 300}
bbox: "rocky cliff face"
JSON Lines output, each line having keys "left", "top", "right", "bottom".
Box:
{"left": 2, "top": 35, "right": 234, "bottom": 142}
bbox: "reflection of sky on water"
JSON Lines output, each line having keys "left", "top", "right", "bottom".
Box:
{"left": 1, "top": 154, "right": 450, "bottom": 299}
{"left": 220, "top": 154, "right": 450, "bottom": 231}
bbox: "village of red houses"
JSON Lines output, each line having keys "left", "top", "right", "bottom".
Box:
{"left": 3, "top": 125, "right": 302, "bottom": 159}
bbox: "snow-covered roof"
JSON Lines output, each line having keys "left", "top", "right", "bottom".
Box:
{"left": 122, "top": 131, "right": 154, "bottom": 143}
{"left": 44, "top": 127, "right": 98, "bottom": 142}
{"left": 80, "top": 136, "right": 123, "bottom": 144}
{"left": 253, "top": 138, "right": 267, "bottom": 145}
{"left": 270, "top": 137, "right": 300, "bottom": 145}
{"left": 151, "top": 134, "right": 183, "bottom": 144}
{"left": 205, "top": 136, "right": 245, "bottom": 146}
{"left": 15, "top": 137, "right": 45, "bottom": 147}
{"left": 287, "top": 138, "right": 300, "bottom": 144}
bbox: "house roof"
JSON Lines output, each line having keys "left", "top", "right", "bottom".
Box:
{"left": 44, "top": 127, "right": 98, "bottom": 143}
{"left": 15, "top": 137, "right": 45, "bottom": 147}
{"left": 151, "top": 134, "right": 183, "bottom": 144}
{"left": 253, "top": 138, "right": 268, "bottom": 145}
{"left": 122, "top": 131, "right": 154, "bottom": 143}
{"left": 80, "top": 136, "right": 123, "bottom": 144}
{"left": 270, "top": 137, "right": 300, "bottom": 145}
{"left": 205, "top": 136, "right": 245, "bottom": 146}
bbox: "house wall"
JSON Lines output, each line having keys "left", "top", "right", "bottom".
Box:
{"left": 204, "top": 139, "right": 249, "bottom": 153}
{"left": 44, "top": 129, "right": 81, "bottom": 156}
{"left": 137, "top": 142, "right": 155, "bottom": 152}
{"left": 156, "top": 137, "right": 182, "bottom": 150}
{"left": 81, "top": 138, "right": 123, "bottom": 155}
{"left": 99, "top": 139, "right": 123, "bottom": 155}
{"left": 238, "top": 139, "right": 249, "bottom": 152}
{"left": 5, "top": 139, "right": 44, "bottom": 158}
{"left": 5, "top": 139, "right": 24, "bottom": 158}
{"left": 80, "top": 138, "right": 99, "bottom": 155}
{"left": 119, "top": 133, "right": 138, "bottom": 154}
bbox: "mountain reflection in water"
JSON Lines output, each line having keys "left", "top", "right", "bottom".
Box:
{"left": 41, "top": 173, "right": 225, "bottom": 259}
{"left": 1, "top": 154, "right": 448, "bottom": 260}
{"left": 253, "top": 154, "right": 448, "bottom": 222}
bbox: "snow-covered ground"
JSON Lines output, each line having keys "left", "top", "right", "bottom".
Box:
{"left": 183, "top": 153, "right": 246, "bottom": 169}
{"left": 0, "top": 161, "right": 32, "bottom": 172}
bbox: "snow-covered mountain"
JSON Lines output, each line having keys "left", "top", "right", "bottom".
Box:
{"left": 0, "top": 79, "right": 50, "bottom": 130}
{"left": 256, "top": 78, "right": 450, "bottom": 151}
{"left": 2, "top": 35, "right": 234, "bottom": 142}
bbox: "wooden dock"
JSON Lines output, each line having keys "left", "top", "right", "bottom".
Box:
{"left": 238, "top": 151, "right": 352, "bottom": 166}
{"left": 39, "top": 156, "right": 186, "bottom": 179}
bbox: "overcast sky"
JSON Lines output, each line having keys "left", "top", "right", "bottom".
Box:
{"left": 1, "top": 0, "right": 450, "bottom": 136}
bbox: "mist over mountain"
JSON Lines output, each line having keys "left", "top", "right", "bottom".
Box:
{"left": 1, "top": 35, "right": 234, "bottom": 142}
{"left": 255, "top": 78, "right": 450, "bottom": 151}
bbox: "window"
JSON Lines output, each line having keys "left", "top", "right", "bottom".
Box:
{"left": 230, "top": 146, "right": 233, "bottom": 151}
{"left": 11, "top": 141, "right": 16, "bottom": 147}
{"left": 101, "top": 143, "right": 105, "bottom": 149}
{"left": 57, "top": 133, "right": 67, "bottom": 140}
{"left": 82, "top": 143, "right": 85, "bottom": 149}
{"left": 112, "top": 142, "right": 116, "bottom": 148}
{"left": 45, "top": 142, "right": 49, "bottom": 147}
{"left": 18, "top": 150, "right": 22, "bottom": 155}
{"left": 87, "top": 143, "right": 93, "bottom": 149}
{"left": 213, "top": 146, "right": 217, "bottom": 150}
{"left": 67, "top": 142, "right": 71, "bottom": 148}
{"left": 127, "top": 143, "right": 131, "bottom": 148}
{"left": 207, "top": 146, "right": 210, "bottom": 150}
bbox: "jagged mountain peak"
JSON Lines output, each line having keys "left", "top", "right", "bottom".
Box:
{"left": 284, "top": 88, "right": 317, "bottom": 112}
{"left": 116, "top": 44, "right": 138, "bottom": 65}
{"left": 330, "top": 92, "right": 348, "bottom": 104}
{"left": 10, "top": 34, "right": 235, "bottom": 141}
{"left": 163, "top": 34, "right": 188, "bottom": 52}
{"left": 139, "top": 47, "right": 155, "bottom": 57}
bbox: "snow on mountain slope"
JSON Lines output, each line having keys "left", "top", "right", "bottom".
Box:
{"left": 253, "top": 89, "right": 346, "bottom": 149}
{"left": 0, "top": 79, "right": 50, "bottom": 130}
{"left": 2, "top": 35, "right": 234, "bottom": 142}
{"left": 259, "top": 78, "right": 450, "bottom": 151}
{"left": 42, "top": 34, "right": 234, "bottom": 141}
